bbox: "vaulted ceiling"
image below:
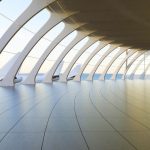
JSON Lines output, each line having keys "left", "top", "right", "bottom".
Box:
{"left": 53, "top": 0, "right": 150, "bottom": 50}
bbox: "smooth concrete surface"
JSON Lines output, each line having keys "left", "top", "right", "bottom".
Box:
{"left": 0, "top": 81, "right": 150, "bottom": 150}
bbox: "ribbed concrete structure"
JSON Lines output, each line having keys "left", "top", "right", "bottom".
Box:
{"left": 0, "top": 1, "right": 150, "bottom": 150}
{"left": 0, "top": 0, "right": 150, "bottom": 85}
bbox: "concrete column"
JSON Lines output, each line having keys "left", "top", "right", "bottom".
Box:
{"left": 23, "top": 23, "right": 84, "bottom": 84}
{"left": 0, "top": 53, "right": 20, "bottom": 79}
{"left": 99, "top": 47, "right": 128, "bottom": 80}
{"left": 59, "top": 37, "right": 99, "bottom": 82}
{"left": 87, "top": 45, "right": 118, "bottom": 81}
{"left": 43, "top": 31, "right": 94, "bottom": 83}
{"left": 139, "top": 55, "right": 150, "bottom": 79}
{"left": 73, "top": 42, "right": 107, "bottom": 81}
{"left": 0, "top": 0, "right": 55, "bottom": 53}
{"left": 122, "top": 51, "right": 144, "bottom": 80}
{"left": 0, "top": 12, "right": 74, "bottom": 86}
{"left": 111, "top": 50, "right": 137, "bottom": 80}
{"left": 129, "top": 56, "right": 145, "bottom": 79}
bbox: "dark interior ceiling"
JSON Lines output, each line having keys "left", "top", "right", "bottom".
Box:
{"left": 52, "top": 0, "right": 150, "bottom": 50}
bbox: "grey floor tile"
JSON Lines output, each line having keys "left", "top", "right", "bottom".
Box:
{"left": 121, "top": 131, "right": 150, "bottom": 150}
{"left": 11, "top": 118, "right": 47, "bottom": 133}
{"left": 47, "top": 118, "right": 79, "bottom": 132}
{"left": 0, "top": 81, "right": 150, "bottom": 150}
{"left": 0, "top": 133, "right": 6, "bottom": 141}
{"left": 107, "top": 118, "right": 148, "bottom": 131}
{"left": 42, "top": 132, "right": 88, "bottom": 150}
{"left": 0, "top": 133, "right": 43, "bottom": 150}
{"left": 84, "top": 131, "right": 136, "bottom": 150}
{"left": 51, "top": 104, "right": 75, "bottom": 118}
{"left": 0, "top": 116, "right": 17, "bottom": 132}
{"left": 78, "top": 118, "right": 114, "bottom": 131}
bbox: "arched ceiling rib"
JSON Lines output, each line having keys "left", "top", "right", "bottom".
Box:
{"left": 56, "top": 0, "right": 150, "bottom": 50}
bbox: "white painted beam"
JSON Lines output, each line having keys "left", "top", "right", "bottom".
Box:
{"left": 0, "top": 53, "right": 20, "bottom": 80}
{"left": 99, "top": 47, "right": 128, "bottom": 80}
{"left": 122, "top": 51, "right": 144, "bottom": 80}
{"left": 111, "top": 50, "right": 137, "bottom": 80}
{"left": 43, "top": 31, "right": 94, "bottom": 83}
{"left": 0, "top": 12, "right": 74, "bottom": 86}
{"left": 129, "top": 57, "right": 145, "bottom": 79}
{"left": 59, "top": 37, "right": 99, "bottom": 82}
{"left": 0, "top": 0, "right": 55, "bottom": 53}
{"left": 87, "top": 45, "right": 118, "bottom": 81}
{"left": 139, "top": 55, "right": 150, "bottom": 79}
{"left": 23, "top": 23, "right": 84, "bottom": 84}
{"left": 73, "top": 42, "right": 107, "bottom": 81}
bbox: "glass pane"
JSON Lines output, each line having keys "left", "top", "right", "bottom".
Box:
{"left": 0, "top": 0, "right": 32, "bottom": 21}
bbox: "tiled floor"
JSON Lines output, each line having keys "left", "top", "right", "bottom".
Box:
{"left": 0, "top": 80, "right": 150, "bottom": 150}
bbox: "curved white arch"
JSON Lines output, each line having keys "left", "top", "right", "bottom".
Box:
{"left": 0, "top": 0, "right": 55, "bottom": 53}
{"left": 129, "top": 56, "right": 145, "bottom": 79}
{"left": 43, "top": 31, "right": 94, "bottom": 83}
{"left": 0, "top": 11, "right": 75, "bottom": 86}
{"left": 23, "top": 23, "right": 84, "bottom": 84}
{"left": 99, "top": 47, "right": 128, "bottom": 80}
{"left": 73, "top": 42, "right": 108, "bottom": 81}
{"left": 122, "top": 51, "right": 144, "bottom": 80}
{"left": 145, "top": 63, "right": 150, "bottom": 75}
{"left": 59, "top": 37, "right": 99, "bottom": 82}
{"left": 0, "top": 1, "right": 149, "bottom": 85}
{"left": 139, "top": 55, "right": 150, "bottom": 79}
{"left": 111, "top": 50, "right": 137, "bottom": 80}
{"left": 87, "top": 45, "right": 118, "bottom": 81}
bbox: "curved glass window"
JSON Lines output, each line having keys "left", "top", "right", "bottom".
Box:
{"left": 44, "top": 22, "right": 65, "bottom": 41}
{"left": 3, "top": 9, "right": 50, "bottom": 54}
{"left": 126, "top": 54, "right": 144, "bottom": 78}
{"left": 38, "top": 31, "right": 77, "bottom": 74}
{"left": 83, "top": 44, "right": 110, "bottom": 74}
{"left": 0, "top": 0, "right": 32, "bottom": 21}
{"left": 69, "top": 41, "right": 100, "bottom": 78}
{"left": 50, "top": 30, "right": 77, "bottom": 60}
{"left": 0, "top": 0, "right": 32, "bottom": 38}
{"left": 61, "top": 37, "right": 89, "bottom": 73}
{"left": 74, "top": 41, "right": 100, "bottom": 65}
{"left": 108, "top": 51, "right": 126, "bottom": 75}
{"left": 96, "top": 47, "right": 120, "bottom": 74}
{"left": 20, "top": 21, "right": 64, "bottom": 74}
{"left": 1, "top": 9, "right": 50, "bottom": 74}
{"left": 0, "top": 14, "right": 12, "bottom": 38}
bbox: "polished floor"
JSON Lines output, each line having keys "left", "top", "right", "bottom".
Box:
{"left": 0, "top": 80, "right": 150, "bottom": 150}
